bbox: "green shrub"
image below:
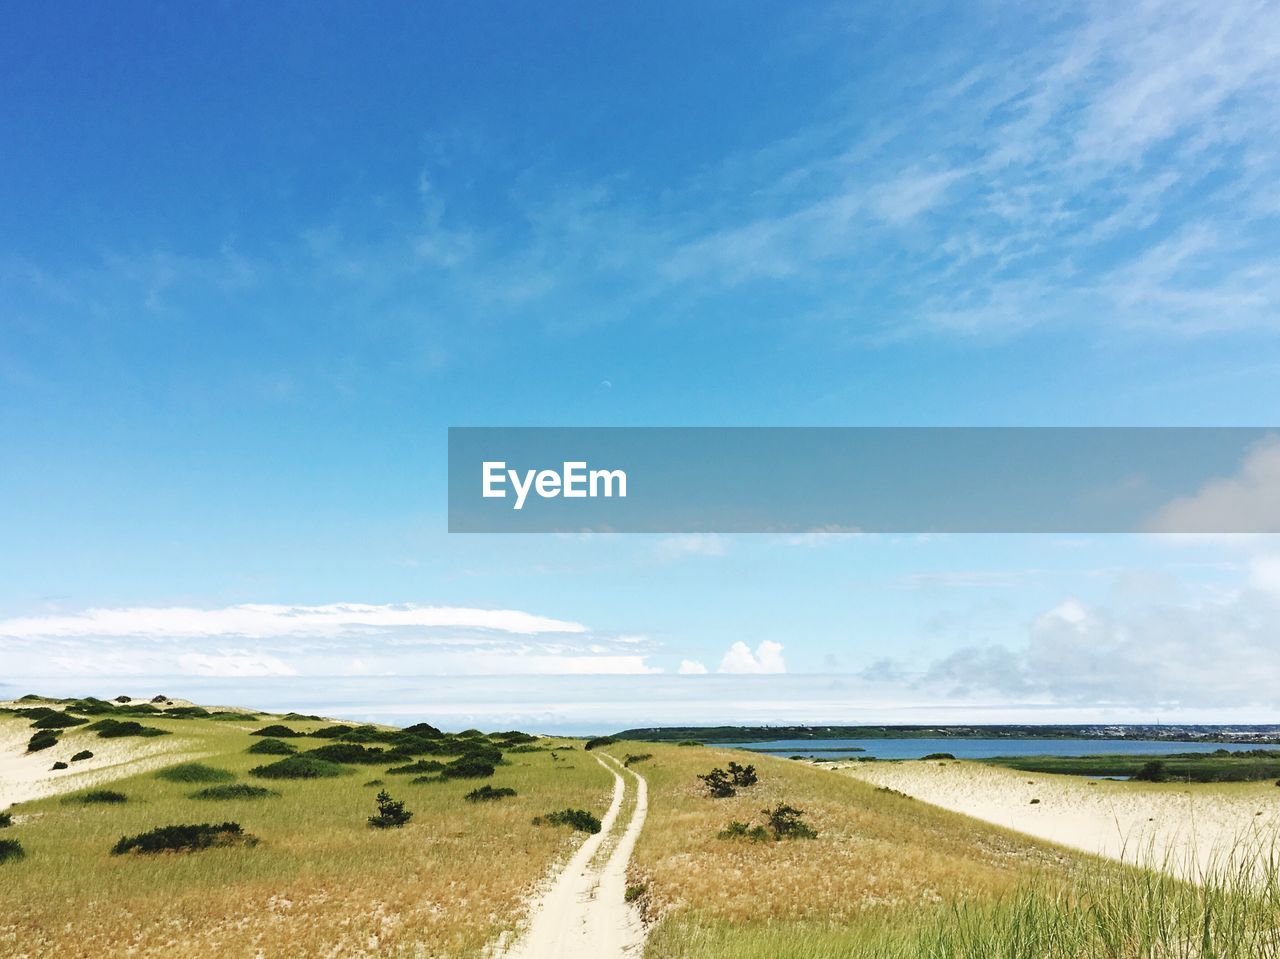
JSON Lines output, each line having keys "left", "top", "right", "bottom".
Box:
{"left": 584, "top": 736, "right": 618, "bottom": 751}
{"left": 676, "top": 740, "right": 703, "bottom": 747}
{"left": 368, "top": 790, "right": 413, "bottom": 828}
{"left": 386, "top": 759, "right": 444, "bottom": 776}
{"left": 63, "top": 789, "right": 128, "bottom": 805}
{"left": 309, "top": 724, "right": 354, "bottom": 738}
{"left": 210, "top": 711, "right": 256, "bottom": 721}
{"left": 283, "top": 712, "right": 323, "bottom": 722}
{"left": 31, "top": 712, "right": 88, "bottom": 729}
{"left": 698, "top": 767, "right": 736, "bottom": 798}
{"left": 922, "top": 752, "right": 956, "bottom": 760}
{"left": 1133, "top": 760, "right": 1168, "bottom": 782}
{"left": 465, "top": 785, "right": 517, "bottom": 802}
{"left": 727, "top": 761, "right": 758, "bottom": 787}
{"left": 111, "top": 822, "right": 250, "bottom": 855}
{"left": 717, "top": 820, "right": 770, "bottom": 842}
{"left": 364, "top": 779, "right": 385, "bottom": 787}
{"left": 250, "top": 724, "right": 304, "bottom": 738}
{"left": 0, "top": 812, "right": 11, "bottom": 828}
{"left": 89, "top": 719, "right": 168, "bottom": 738}
{"left": 50, "top": 761, "right": 68, "bottom": 770}
{"left": 625, "top": 883, "right": 647, "bottom": 903}
{"left": 246, "top": 738, "right": 296, "bottom": 755}
{"left": 762, "top": 802, "right": 817, "bottom": 839}
{"left": 190, "top": 784, "right": 279, "bottom": 801}
{"left": 624, "top": 753, "right": 652, "bottom": 767}
{"left": 441, "top": 757, "right": 495, "bottom": 779}
{"left": 0, "top": 839, "right": 24, "bottom": 863}
{"left": 306, "top": 743, "right": 403, "bottom": 765}
{"left": 535, "top": 808, "right": 602, "bottom": 834}
{"left": 401, "top": 721, "right": 444, "bottom": 738}
{"left": 26, "top": 730, "right": 59, "bottom": 752}
{"left": 156, "top": 763, "right": 235, "bottom": 784}
{"left": 70, "top": 750, "right": 93, "bottom": 762}
{"left": 250, "top": 755, "right": 348, "bottom": 779}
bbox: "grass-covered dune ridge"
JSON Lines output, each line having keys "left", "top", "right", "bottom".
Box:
{"left": 0, "top": 697, "right": 612, "bottom": 958}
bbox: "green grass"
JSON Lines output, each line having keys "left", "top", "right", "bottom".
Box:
{"left": 0, "top": 711, "right": 610, "bottom": 958}
{"left": 62, "top": 789, "right": 129, "bottom": 805}
{"left": 155, "top": 763, "right": 236, "bottom": 784}
{"left": 982, "top": 749, "right": 1280, "bottom": 782}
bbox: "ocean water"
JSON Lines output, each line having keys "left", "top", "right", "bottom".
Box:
{"left": 719, "top": 738, "right": 1269, "bottom": 760}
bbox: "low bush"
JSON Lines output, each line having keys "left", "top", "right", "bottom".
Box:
{"left": 441, "top": 757, "right": 495, "bottom": 779}
{"left": 625, "top": 883, "right": 647, "bottom": 903}
{"left": 676, "top": 740, "right": 703, "bottom": 747}
{"left": 624, "top": 753, "right": 652, "bottom": 767}
{"left": 584, "top": 736, "right": 619, "bottom": 751}
{"left": 63, "top": 789, "right": 128, "bottom": 805}
{"left": 70, "top": 750, "right": 93, "bottom": 762}
{"left": 386, "top": 759, "right": 444, "bottom": 776}
{"left": 508, "top": 744, "right": 545, "bottom": 753}
{"left": 718, "top": 820, "right": 771, "bottom": 842}
{"left": 250, "top": 755, "right": 348, "bottom": 779}
{"left": 922, "top": 752, "right": 956, "bottom": 760}
{"left": 401, "top": 721, "right": 444, "bottom": 738}
{"left": 1133, "top": 760, "right": 1168, "bottom": 782}
{"left": 309, "top": 724, "right": 354, "bottom": 739}
{"left": 283, "top": 712, "right": 323, "bottom": 721}
{"left": 111, "top": 822, "right": 251, "bottom": 855}
{"left": 0, "top": 812, "right": 11, "bottom": 828}
{"left": 698, "top": 767, "right": 736, "bottom": 798}
{"left": 0, "top": 839, "right": 24, "bottom": 864}
{"left": 190, "top": 784, "right": 279, "bottom": 801}
{"left": 246, "top": 738, "right": 296, "bottom": 755}
{"left": 26, "top": 730, "right": 59, "bottom": 752}
{"left": 364, "top": 778, "right": 385, "bottom": 787}
{"left": 535, "top": 808, "right": 602, "bottom": 834}
{"left": 31, "top": 712, "right": 88, "bottom": 729}
{"left": 306, "top": 743, "right": 404, "bottom": 765}
{"left": 762, "top": 802, "right": 817, "bottom": 839}
{"left": 89, "top": 719, "right": 168, "bottom": 738}
{"left": 156, "top": 763, "right": 235, "bottom": 784}
{"left": 727, "top": 761, "right": 758, "bottom": 787}
{"left": 465, "top": 785, "right": 517, "bottom": 802}
{"left": 368, "top": 790, "right": 413, "bottom": 828}
{"left": 250, "top": 724, "right": 304, "bottom": 738}
{"left": 51, "top": 761, "right": 68, "bottom": 770}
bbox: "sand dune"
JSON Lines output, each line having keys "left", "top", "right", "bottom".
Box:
{"left": 839, "top": 760, "right": 1280, "bottom": 879}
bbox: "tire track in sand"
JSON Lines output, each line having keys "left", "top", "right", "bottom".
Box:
{"left": 495, "top": 753, "right": 648, "bottom": 959}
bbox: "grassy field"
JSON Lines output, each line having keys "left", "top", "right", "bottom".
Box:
{"left": 0, "top": 701, "right": 611, "bottom": 959}
{"left": 626, "top": 746, "right": 1280, "bottom": 958}
{"left": 981, "top": 750, "right": 1280, "bottom": 782}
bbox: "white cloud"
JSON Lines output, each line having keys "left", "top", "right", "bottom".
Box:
{"left": 718, "top": 640, "right": 786, "bottom": 674}
{"left": 678, "top": 659, "right": 709, "bottom": 674}
{"left": 178, "top": 652, "right": 297, "bottom": 677}
{"left": 654, "top": 534, "right": 727, "bottom": 559}
{"left": 1147, "top": 436, "right": 1280, "bottom": 533}
{"left": 0, "top": 602, "right": 586, "bottom": 640}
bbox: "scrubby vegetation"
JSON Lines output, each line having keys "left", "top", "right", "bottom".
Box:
{"left": 246, "top": 737, "right": 296, "bottom": 755}
{"left": 306, "top": 742, "right": 406, "bottom": 765}
{"left": 250, "top": 755, "right": 349, "bottom": 779}
{"left": 922, "top": 752, "right": 956, "bottom": 760}
{"left": 26, "top": 729, "right": 59, "bottom": 752}
{"left": 190, "top": 784, "right": 279, "bottom": 801}
{"left": 584, "top": 735, "right": 619, "bottom": 750}
{"left": 31, "top": 712, "right": 88, "bottom": 729}
{"left": 386, "top": 759, "right": 444, "bottom": 775}
{"left": 70, "top": 749, "right": 93, "bottom": 761}
{"left": 367, "top": 790, "right": 413, "bottom": 828}
{"left": 111, "top": 822, "right": 252, "bottom": 855}
{"left": 0, "top": 812, "right": 11, "bottom": 828}
{"left": 466, "top": 785, "right": 517, "bottom": 802}
{"left": 62, "top": 789, "right": 129, "bottom": 804}
{"left": 698, "top": 762, "right": 759, "bottom": 797}
{"left": 984, "top": 749, "right": 1280, "bottom": 782}
{"left": 250, "top": 724, "right": 304, "bottom": 738}
{"left": 156, "top": 762, "right": 235, "bottom": 784}
{"left": 624, "top": 753, "right": 653, "bottom": 767}
{"left": 441, "top": 757, "right": 496, "bottom": 779}
{"left": 535, "top": 808, "right": 602, "bottom": 834}
{"left": 89, "top": 718, "right": 169, "bottom": 738}
{"left": 0, "top": 839, "right": 24, "bottom": 864}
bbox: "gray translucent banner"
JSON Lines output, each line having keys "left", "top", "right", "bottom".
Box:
{"left": 447, "top": 427, "right": 1280, "bottom": 534}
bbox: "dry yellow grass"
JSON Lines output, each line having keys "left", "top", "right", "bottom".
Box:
{"left": 0, "top": 714, "right": 612, "bottom": 959}
{"left": 619, "top": 746, "right": 1101, "bottom": 957}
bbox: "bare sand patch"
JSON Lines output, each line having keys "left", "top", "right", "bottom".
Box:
{"left": 839, "top": 760, "right": 1280, "bottom": 878}
{"left": 0, "top": 720, "right": 208, "bottom": 812}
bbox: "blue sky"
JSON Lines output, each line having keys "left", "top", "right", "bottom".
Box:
{"left": 3, "top": 3, "right": 1280, "bottom": 729}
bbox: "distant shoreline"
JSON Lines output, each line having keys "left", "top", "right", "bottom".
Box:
{"left": 614, "top": 724, "right": 1280, "bottom": 745}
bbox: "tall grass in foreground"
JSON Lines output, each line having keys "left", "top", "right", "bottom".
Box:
{"left": 648, "top": 842, "right": 1280, "bottom": 958}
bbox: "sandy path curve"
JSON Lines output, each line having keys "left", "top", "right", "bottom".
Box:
{"left": 496, "top": 753, "right": 647, "bottom": 959}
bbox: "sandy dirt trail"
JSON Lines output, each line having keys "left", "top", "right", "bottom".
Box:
{"left": 496, "top": 753, "right": 648, "bottom": 959}
{"left": 841, "top": 760, "right": 1280, "bottom": 879}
